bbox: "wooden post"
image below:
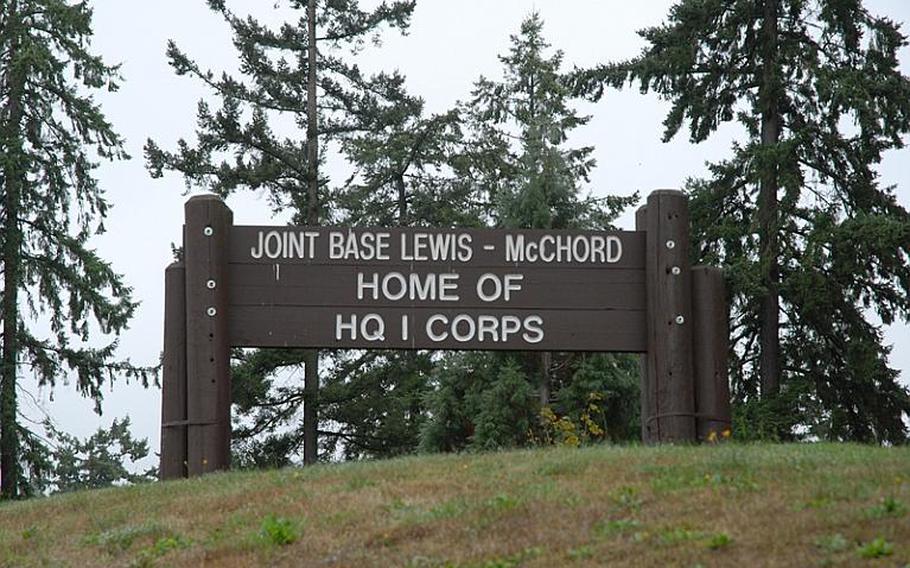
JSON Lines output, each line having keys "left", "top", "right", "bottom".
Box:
{"left": 184, "top": 195, "right": 233, "bottom": 475}
{"left": 635, "top": 205, "right": 652, "bottom": 444}
{"left": 160, "top": 261, "right": 187, "bottom": 480}
{"left": 691, "top": 266, "right": 732, "bottom": 440}
{"left": 643, "top": 190, "right": 696, "bottom": 442}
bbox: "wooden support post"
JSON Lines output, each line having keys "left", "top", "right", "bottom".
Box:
{"left": 643, "top": 190, "right": 696, "bottom": 442}
{"left": 691, "top": 266, "right": 732, "bottom": 440}
{"left": 635, "top": 205, "right": 652, "bottom": 444}
{"left": 160, "top": 261, "right": 187, "bottom": 480}
{"left": 184, "top": 195, "right": 233, "bottom": 475}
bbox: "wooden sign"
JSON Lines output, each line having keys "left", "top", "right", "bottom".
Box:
{"left": 159, "top": 190, "right": 731, "bottom": 480}
{"left": 227, "top": 227, "right": 647, "bottom": 352}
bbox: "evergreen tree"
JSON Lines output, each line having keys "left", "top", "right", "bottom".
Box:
{"left": 335, "top": 109, "right": 481, "bottom": 228}
{"left": 460, "top": 13, "right": 632, "bottom": 231}
{"left": 145, "top": 0, "right": 417, "bottom": 464}
{"left": 45, "top": 417, "right": 155, "bottom": 493}
{"left": 575, "top": 0, "right": 910, "bottom": 441}
{"left": 0, "top": 0, "right": 148, "bottom": 498}
{"left": 421, "top": 14, "right": 639, "bottom": 451}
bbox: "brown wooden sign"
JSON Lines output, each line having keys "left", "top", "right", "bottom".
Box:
{"left": 227, "top": 227, "right": 646, "bottom": 352}
{"left": 159, "top": 190, "right": 731, "bottom": 480}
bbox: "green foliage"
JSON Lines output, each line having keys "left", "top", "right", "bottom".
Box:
{"left": 321, "top": 351, "right": 433, "bottom": 460}
{"left": 706, "top": 532, "right": 733, "bottom": 550}
{"left": 132, "top": 535, "right": 190, "bottom": 567}
{"left": 471, "top": 361, "right": 538, "bottom": 451}
{"left": 259, "top": 515, "right": 298, "bottom": 546}
{"left": 87, "top": 523, "right": 170, "bottom": 556}
{"left": 44, "top": 417, "right": 155, "bottom": 493}
{"left": 147, "top": 1, "right": 423, "bottom": 467}
{"left": 552, "top": 354, "right": 640, "bottom": 442}
{"left": 593, "top": 518, "right": 641, "bottom": 538}
{"left": 461, "top": 13, "right": 635, "bottom": 230}
{"left": 145, "top": 0, "right": 416, "bottom": 223}
{"left": 577, "top": 0, "right": 910, "bottom": 441}
{"left": 814, "top": 533, "right": 849, "bottom": 554}
{"left": 865, "top": 496, "right": 906, "bottom": 519}
{"left": 856, "top": 537, "right": 894, "bottom": 559}
{"left": 0, "top": 0, "right": 151, "bottom": 499}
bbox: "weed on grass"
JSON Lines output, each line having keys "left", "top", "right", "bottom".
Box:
{"left": 658, "top": 526, "right": 705, "bottom": 545}
{"left": 592, "top": 518, "right": 641, "bottom": 538}
{"left": 259, "top": 515, "right": 298, "bottom": 546}
{"left": 20, "top": 526, "right": 37, "bottom": 541}
{"left": 866, "top": 496, "right": 906, "bottom": 519}
{"left": 85, "top": 522, "right": 170, "bottom": 556}
{"left": 484, "top": 493, "right": 521, "bottom": 512}
{"left": 609, "top": 485, "right": 643, "bottom": 512}
{"left": 427, "top": 498, "right": 468, "bottom": 521}
{"left": 814, "top": 533, "right": 849, "bottom": 554}
{"left": 474, "top": 546, "right": 542, "bottom": 568}
{"left": 132, "top": 535, "right": 190, "bottom": 567}
{"left": 567, "top": 544, "right": 594, "bottom": 560}
{"left": 343, "top": 476, "right": 377, "bottom": 491}
{"left": 706, "top": 532, "right": 732, "bottom": 550}
{"left": 857, "top": 537, "right": 893, "bottom": 559}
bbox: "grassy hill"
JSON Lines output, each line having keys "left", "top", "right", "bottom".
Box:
{"left": 0, "top": 444, "right": 908, "bottom": 567}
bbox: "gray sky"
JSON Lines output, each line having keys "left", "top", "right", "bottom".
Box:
{"left": 27, "top": 1, "right": 910, "bottom": 461}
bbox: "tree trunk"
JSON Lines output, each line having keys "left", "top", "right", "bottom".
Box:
{"left": 303, "top": 0, "right": 320, "bottom": 466}
{"left": 1, "top": 1, "right": 24, "bottom": 499}
{"left": 396, "top": 173, "right": 407, "bottom": 226}
{"left": 758, "top": 0, "right": 781, "bottom": 398}
{"left": 539, "top": 352, "right": 551, "bottom": 406}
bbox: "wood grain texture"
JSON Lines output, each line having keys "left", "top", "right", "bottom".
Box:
{"left": 644, "top": 191, "right": 696, "bottom": 442}
{"left": 692, "top": 266, "right": 732, "bottom": 440}
{"left": 160, "top": 261, "right": 187, "bottom": 480}
{"left": 229, "top": 306, "right": 647, "bottom": 352}
{"left": 184, "top": 195, "right": 233, "bottom": 475}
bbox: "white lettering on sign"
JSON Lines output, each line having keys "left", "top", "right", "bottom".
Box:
{"left": 421, "top": 314, "right": 544, "bottom": 344}
{"left": 335, "top": 313, "right": 386, "bottom": 341}
{"left": 357, "top": 272, "right": 461, "bottom": 302}
{"left": 476, "top": 273, "right": 524, "bottom": 302}
{"left": 328, "top": 231, "right": 392, "bottom": 261}
{"left": 250, "top": 230, "right": 320, "bottom": 259}
{"left": 400, "top": 232, "right": 473, "bottom": 262}
{"left": 505, "top": 234, "right": 622, "bottom": 264}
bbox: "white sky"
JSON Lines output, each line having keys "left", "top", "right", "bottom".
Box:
{"left": 26, "top": 1, "right": 910, "bottom": 463}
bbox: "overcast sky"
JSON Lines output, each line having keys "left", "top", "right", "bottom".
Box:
{"left": 26, "top": 1, "right": 910, "bottom": 463}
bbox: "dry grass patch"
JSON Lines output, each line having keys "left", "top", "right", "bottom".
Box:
{"left": 0, "top": 444, "right": 908, "bottom": 566}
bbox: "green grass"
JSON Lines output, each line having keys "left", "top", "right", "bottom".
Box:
{"left": 0, "top": 443, "right": 908, "bottom": 566}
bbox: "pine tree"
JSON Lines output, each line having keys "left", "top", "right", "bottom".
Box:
{"left": 575, "top": 0, "right": 910, "bottom": 441}
{"left": 145, "top": 0, "right": 417, "bottom": 464}
{"left": 0, "top": 0, "right": 148, "bottom": 498}
{"left": 45, "top": 417, "right": 155, "bottom": 493}
{"left": 421, "top": 14, "right": 639, "bottom": 451}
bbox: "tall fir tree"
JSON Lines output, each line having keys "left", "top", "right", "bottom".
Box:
{"left": 231, "top": 107, "right": 473, "bottom": 463}
{"left": 145, "top": 0, "right": 417, "bottom": 463}
{"left": 421, "top": 14, "right": 639, "bottom": 452}
{"left": 575, "top": 0, "right": 910, "bottom": 441}
{"left": 0, "top": 0, "right": 148, "bottom": 498}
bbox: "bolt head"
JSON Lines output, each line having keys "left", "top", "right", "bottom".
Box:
{"left": 671, "top": 266, "right": 681, "bottom": 275}
{"left": 206, "top": 306, "right": 217, "bottom": 317}
{"left": 206, "top": 279, "right": 217, "bottom": 289}
{"left": 203, "top": 226, "right": 214, "bottom": 236}
{"left": 666, "top": 240, "right": 676, "bottom": 250}
{"left": 675, "top": 315, "right": 685, "bottom": 325}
